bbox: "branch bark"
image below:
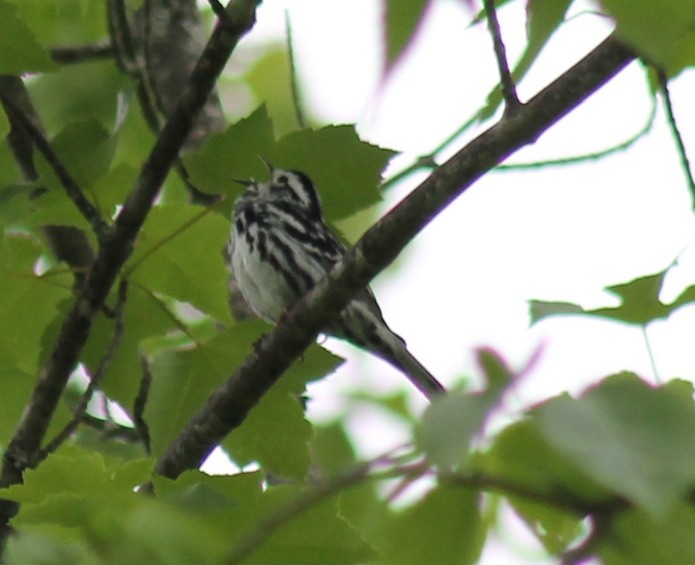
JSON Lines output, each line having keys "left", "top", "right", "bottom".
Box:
{"left": 155, "top": 35, "right": 636, "bottom": 479}
{"left": 0, "top": 0, "right": 261, "bottom": 535}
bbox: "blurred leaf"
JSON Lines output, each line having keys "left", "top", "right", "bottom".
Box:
{"left": 484, "top": 420, "right": 609, "bottom": 501}
{"left": 310, "top": 422, "right": 357, "bottom": 480}
{"left": 0, "top": 0, "right": 57, "bottom": 73}
{"left": 383, "top": 0, "right": 432, "bottom": 73}
{"left": 510, "top": 497, "right": 585, "bottom": 555}
{"left": 244, "top": 47, "right": 298, "bottom": 135}
{"left": 531, "top": 269, "right": 695, "bottom": 326}
{"left": 534, "top": 374, "right": 695, "bottom": 518}
{"left": 375, "top": 485, "right": 484, "bottom": 565}
{"left": 11, "top": 0, "right": 107, "bottom": 45}
{"left": 482, "top": 420, "right": 606, "bottom": 552}
{"left": 28, "top": 60, "right": 128, "bottom": 133}
{"left": 127, "top": 203, "right": 232, "bottom": 323}
{"left": 0, "top": 233, "right": 71, "bottom": 375}
{"left": 0, "top": 365, "right": 34, "bottom": 448}
{"left": 5, "top": 532, "right": 85, "bottom": 565}
{"left": 600, "top": 0, "right": 695, "bottom": 76}
{"left": 417, "top": 349, "right": 512, "bottom": 468}
{"left": 599, "top": 504, "right": 695, "bottom": 564}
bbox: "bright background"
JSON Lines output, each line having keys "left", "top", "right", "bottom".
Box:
{"left": 217, "top": 1, "right": 695, "bottom": 561}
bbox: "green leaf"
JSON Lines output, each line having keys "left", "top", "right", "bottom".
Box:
{"left": 186, "top": 112, "right": 394, "bottom": 223}
{"left": 244, "top": 47, "right": 298, "bottom": 136}
{"left": 534, "top": 374, "right": 695, "bottom": 518}
{"left": 222, "top": 342, "right": 343, "bottom": 480}
{"left": 0, "top": 0, "right": 56, "bottom": 73}
{"left": 0, "top": 233, "right": 71, "bottom": 375}
{"left": 384, "top": 0, "right": 432, "bottom": 72}
{"left": 148, "top": 323, "right": 342, "bottom": 480}
{"left": 5, "top": 532, "right": 84, "bottom": 565}
{"left": 482, "top": 420, "right": 605, "bottom": 552}
{"left": 81, "top": 285, "right": 178, "bottom": 409}
{"left": 185, "top": 106, "right": 277, "bottom": 212}
{"left": 598, "top": 504, "right": 695, "bottom": 564}
{"left": 0, "top": 365, "right": 34, "bottom": 448}
{"left": 531, "top": 268, "right": 695, "bottom": 326}
{"left": 600, "top": 0, "right": 695, "bottom": 75}
{"left": 10, "top": 0, "right": 107, "bottom": 46}
{"left": 484, "top": 420, "right": 609, "bottom": 501}
{"left": 417, "top": 349, "right": 512, "bottom": 468}
{"left": 241, "top": 486, "right": 375, "bottom": 565}
{"left": 157, "top": 472, "right": 374, "bottom": 564}
{"left": 375, "top": 485, "right": 484, "bottom": 565}
{"left": 310, "top": 422, "right": 358, "bottom": 479}
{"left": 274, "top": 126, "right": 395, "bottom": 221}
{"left": 127, "top": 203, "right": 233, "bottom": 323}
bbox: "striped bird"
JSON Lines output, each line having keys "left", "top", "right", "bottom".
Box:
{"left": 227, "top": 163, "right": 446, "bottom": 400}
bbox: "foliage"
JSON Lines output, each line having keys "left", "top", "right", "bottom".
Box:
{"left": 0, "top": 0, "right": 693, "bottom": 564}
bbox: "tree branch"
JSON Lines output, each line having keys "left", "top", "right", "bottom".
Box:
{"left": 0, "top": 87, "right": 109, "bottom": 241}
{"left": 154, "top": 35, "right": 636, "bottom": 479}
{"left": 49, "top": 40, "right": 114, "bottom": 64}
{"left": 0, "top": 0, "right": 260, "bottom": 532}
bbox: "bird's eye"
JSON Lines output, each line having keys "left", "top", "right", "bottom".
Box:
{"left": 276, "top": 174, "right": 289, "bottom": 185}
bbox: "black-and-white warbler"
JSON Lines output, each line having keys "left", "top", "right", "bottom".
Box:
{"left": 227, "top": 162, "right": 446, "bottom": 400}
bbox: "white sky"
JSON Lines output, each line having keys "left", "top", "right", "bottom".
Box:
{"left": 211, "top": 1, "right": 695, "bottom": 561}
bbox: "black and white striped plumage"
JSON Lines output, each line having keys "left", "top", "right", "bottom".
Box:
{"left": 227, "top": 166, "right": 446, "bottom": 400}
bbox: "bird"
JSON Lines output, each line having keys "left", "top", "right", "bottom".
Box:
{"left": 227, "top": 161, "right": 446, "bottom": 400}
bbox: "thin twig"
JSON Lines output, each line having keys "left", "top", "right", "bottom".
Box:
{"left": 133, "top": 356, "right": 153, "bottom": 455}
{"left": 483, "top": 0, "right": 520, "bottom": 113}
{"left": 657, "top": 69, "right": 695, "bottom": 205}
{"left": 285, "top": 10, "right": 305, "bottom": 129}
{"left": 50, "top": 40, "right": 114, "bottom": 64}
{"left": 36, "top": 281, "right": 129, "bottom": 464}
{"left": 0, "top": 93, "right": 109, "bottom": 241}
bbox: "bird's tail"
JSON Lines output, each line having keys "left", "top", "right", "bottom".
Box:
{"left": 383, "top": 338, "right": 447, "bottom": 400}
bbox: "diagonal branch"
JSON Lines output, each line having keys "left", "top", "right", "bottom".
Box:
{"left": 0, "top": 0, "right": 261, "bottom": 531}
{"left": 155, "top": 34, "right": 636, "bottom": 479}
{"left": 0, "top": 85, "right": 109, "bottom": 241}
